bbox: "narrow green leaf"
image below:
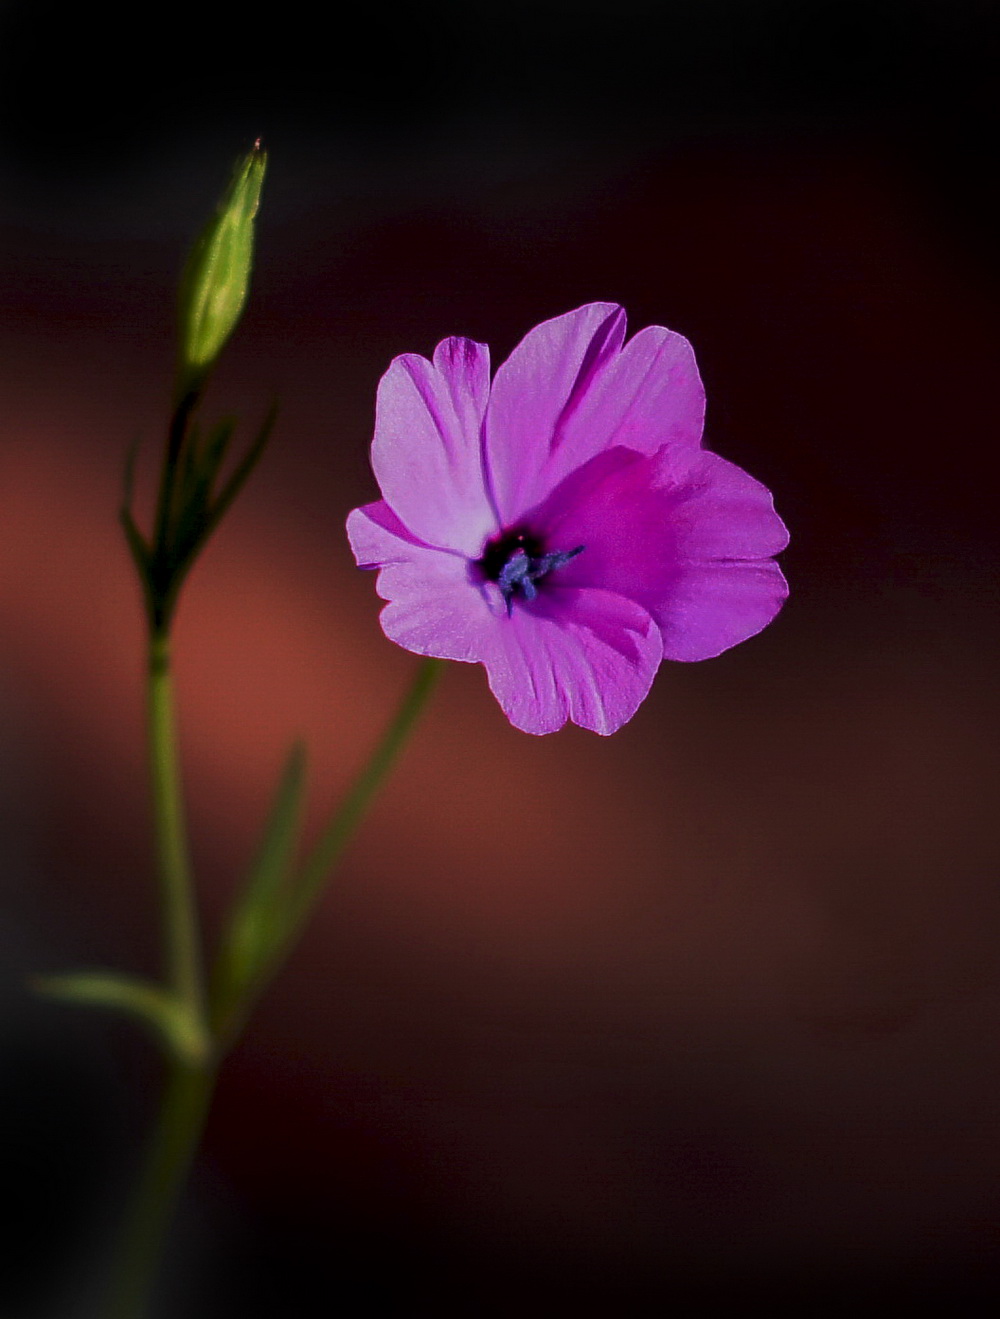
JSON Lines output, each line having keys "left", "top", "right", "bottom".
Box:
{"left": 176, "top": 419, "right": 203, "bottom": 512}
{"left": 176, "top": 419, "right": 236, "bottom": 549}
{"left": 211, "top": 740, "right": 307, "bottom": 1024}
{"left": 120, "top": 506, "right": 151, "bottom": 577}
{"left": 200, "top": 417, "right": 237, "bottom": 495}
{"left": 170, "top": 449, "right": 208, "bottom": 561}
{"left": 32, "top": 971, "right": 209, "bottom": 1064}
{"left": 230, "top": 740, "right": 307, "bottom": 940}
{"left": 205, "top": 401, "right": 278, "bottom": 534}
{"left": 165, "top": 406, "right": 277, "bottom": 593}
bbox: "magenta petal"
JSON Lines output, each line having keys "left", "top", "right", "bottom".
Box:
{"left": 484, "top": 303, "right": 627, "bottom": 524}
{"left": 482, "top": 588, "right": 662, "bottom": 735}
{"left": 347, "top": 502, "right": 495, "bottom": 663}
{"left": 666, "top": 451, "right": 790, "bottom": 560}
{"left": 370, "top": 337, "right": 497, "bottom": 556}
{"left": 656, "top": 559, "right": 789, "bottom": 661}
{"left": 528, "top": 444, "right": 696, "bottom": 608}
{"left": 536, "top": 444, "right": 788, "bottom": 655}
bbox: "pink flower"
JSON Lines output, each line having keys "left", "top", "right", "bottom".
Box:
{"left": 347, "top": 303, "right": 788, "bottom": 735}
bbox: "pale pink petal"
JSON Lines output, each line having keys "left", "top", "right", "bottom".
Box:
{"left": 347, "top": 502, "right": 495, "bottom": 663}
{"left": 346, "top": 499, "right": 431, "bottom": 566}
{"left": 483, "top": 303, "right": 626, "bottom": 524}
{"left": 370, "top": 337, "right": 497, "bottom": 556}
{"left": 482, "top": 588, "right": 662, "bottom": 736}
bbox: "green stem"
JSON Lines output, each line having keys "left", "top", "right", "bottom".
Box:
{"left": 148, "top": 632, "right": 206, "bottom": 1027}
{"left": 105, "top": 1061, "right": 216, "bottom": 1319}
{"left": 107, "top": 656, "right": 440, "bottom": 1314}
{"left": 105, "top": 633, "right": 212, "bottom": 1317}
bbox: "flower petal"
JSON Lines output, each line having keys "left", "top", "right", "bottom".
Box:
{"left": 534, "top": 323, "right": 705, "bottom": 500}
{"left": 483, "top": 303, "right": 627, "bottom": 524}
{"left": 346, "top": 499, "right": 428, "bottom": 567}
{"left": 370, "top": 337, "right": 497, "bottom": 555}
{"left": 482, "top": 587, "right": 662, "bottom": 736}
{"left": 655, "top": 559, "right": 789, "bottom": 661}
{"left": 535, "top": 444, "right": 788, "bottom": 659}
{"left": 664, "top": 450, "right": 790, "bottom": 561}
{"left": 347, "top": 501, "right": 496, "bottom": 663}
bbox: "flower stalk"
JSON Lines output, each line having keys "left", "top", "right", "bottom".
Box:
{"left": 105, "top": 1062, "right": 217, "bottom": 1319}
{"left": 32, "top": 143, "right": 445, "bottom": 1318}
{"left": 280, "top": 657, "right": 442, "bottom": 953}
{"left": 147, "top": 632, "right": 208, "bottom": 1042}
{"left": 104, "top": 653, "right": 440, "bottom": 1317}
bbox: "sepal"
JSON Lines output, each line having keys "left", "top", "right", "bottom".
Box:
{"left": 122, "top": 401, "right": 277, "bottom": 635}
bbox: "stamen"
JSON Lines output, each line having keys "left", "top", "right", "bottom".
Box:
{"left": 479, "top": 534, "right": 584, "bottom": 614}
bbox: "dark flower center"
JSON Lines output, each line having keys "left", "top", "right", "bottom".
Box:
{"left": 477, "top": 527, "right": 584, "bottom": 613}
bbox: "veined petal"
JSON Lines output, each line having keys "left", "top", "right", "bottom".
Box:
{"left": 347, "top": 502, "right": 495, "bottom": 663}
{"left": 535, "top": 324, "right": 705, "bottom": 499}
{"left": 346, "top": 499, "right": 430, "bottom": 566}
{"left": 370, "top": 337, "right": 497, "bottom": 555}
{"left": 484, "top": 303, "right": 626, "bottom": 524}
{"left": 482, "top": 587, "right": 662, "bottom": 736}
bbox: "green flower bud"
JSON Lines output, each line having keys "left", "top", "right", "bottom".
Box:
{"left": 178, "top": 142, "right": 267, "bottom": 383}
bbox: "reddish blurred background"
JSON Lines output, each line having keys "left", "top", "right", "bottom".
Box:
{"left": 1, "top": 3, "right": 999, "bottom": 1315}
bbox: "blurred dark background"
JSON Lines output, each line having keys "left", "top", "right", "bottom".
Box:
{"left": 1, "top": 1, "right": 999, "bottom": 1314}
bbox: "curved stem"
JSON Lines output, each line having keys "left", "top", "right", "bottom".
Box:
{"left": 285, "top": 657, "right": 442, "bottom": 938}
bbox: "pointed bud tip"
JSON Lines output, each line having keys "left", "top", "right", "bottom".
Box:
{"left": 177, "top": 146, "right": 268, "bottom": 378}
